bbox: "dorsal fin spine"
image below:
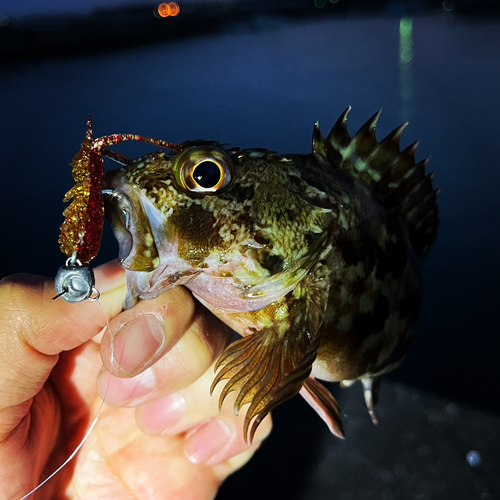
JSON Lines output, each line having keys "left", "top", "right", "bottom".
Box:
{"left": 312, "top": 121, "right": 327, "bottom": 157}
{"left": 327, "top": 106, "right": 351, "bottom": 148}
{"left": 381, "top": 122, "right": 408, "bottom": 146}
{"left": 323, "top": 109, "right": 439, "bottom": 256}
{"left": 353, "top": 110, "right": 381, "bottom": 154}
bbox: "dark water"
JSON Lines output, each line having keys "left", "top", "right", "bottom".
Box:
{"left": 1, "top": 8, "right": 499, "bottom": 499}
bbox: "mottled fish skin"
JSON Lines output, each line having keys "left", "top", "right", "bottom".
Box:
{"left": 103, "top": 108, "right": 438, "bottom": 442}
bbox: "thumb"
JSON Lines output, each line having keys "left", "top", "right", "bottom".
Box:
{"left": 0, "top": 260, "right": 126, "bottom": 418}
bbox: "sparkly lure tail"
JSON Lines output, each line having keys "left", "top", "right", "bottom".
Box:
{"left": 58, "top": 117, "right": 105, "bottom": 264}
{"left": 58, "top": 116, "right": 182, "bottom": 265}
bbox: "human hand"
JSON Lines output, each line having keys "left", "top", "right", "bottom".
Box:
{"left": 0, "top": 260, "right": 272, "bottom": 500}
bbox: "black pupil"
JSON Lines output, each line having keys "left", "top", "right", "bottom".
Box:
{"left": 193, "top": 161, "right": 222, "bottom": 188}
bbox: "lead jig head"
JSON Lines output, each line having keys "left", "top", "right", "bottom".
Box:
{"left": 53, "top": 258, "right": 99, "bottom": 303}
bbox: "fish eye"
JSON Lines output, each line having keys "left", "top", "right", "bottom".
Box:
{"left": 191, "top": 160, "right": 224, "bottom": 189}
{"left": 175, "top": 147, "right": 232, "bottom": 194}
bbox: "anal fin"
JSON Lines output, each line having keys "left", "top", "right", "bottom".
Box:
{"left": 300, "top": 377, "right": 345, "bottom": 438}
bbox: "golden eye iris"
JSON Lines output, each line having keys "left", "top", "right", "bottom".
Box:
{"left": 175, "top": 147, "right": 232, "bottom": 194}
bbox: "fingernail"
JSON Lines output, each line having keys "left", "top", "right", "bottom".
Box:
{"left": 112, "top": 314, "right": 165, "bottom": 375}
{"left": 139, "top": 393, "right": 186, "bottom": 434}
{"left": 184, "top": 418, "right": 235, "bottom": 465}
{"left": 98, "top": 367, "right": 156, "bottom": 406}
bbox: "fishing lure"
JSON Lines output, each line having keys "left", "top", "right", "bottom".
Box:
{"left": 54, "top": 116, "right": 181, "bottom": 302}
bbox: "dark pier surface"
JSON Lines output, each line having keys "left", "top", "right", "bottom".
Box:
{"left": 220, "top": 380, "right": 500, "bottom": 499}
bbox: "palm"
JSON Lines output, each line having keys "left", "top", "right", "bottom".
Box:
{"left": 31, "top": 342, "right": 224, "bottom": 500}
{"left": 69, "top": 407, "right": 221, "bottom": 499}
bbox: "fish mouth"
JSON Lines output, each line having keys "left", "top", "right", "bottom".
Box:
{"left": 103, "top": 189, "right": 134, "bottom": 265}
{"left": 103, "top": 174, "right": 200, "bottom": 307}
{"left": 103, "top": 169, "right": 164, "bottom": 273}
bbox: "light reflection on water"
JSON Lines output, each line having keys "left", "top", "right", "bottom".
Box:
{"left": 398, "top": 16, "right": 413, "bottom": 122}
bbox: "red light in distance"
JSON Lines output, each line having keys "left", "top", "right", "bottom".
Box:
{"left": 158, "top": 2, "right": 180, "bottom": 17}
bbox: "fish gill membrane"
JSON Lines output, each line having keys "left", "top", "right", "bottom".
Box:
{"left": 19, "top": 291, "right": 118, "bottom": 500}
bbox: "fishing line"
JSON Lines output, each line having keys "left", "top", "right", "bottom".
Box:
{"left": 20, "top": 294, "right": 118, "bottom": 500}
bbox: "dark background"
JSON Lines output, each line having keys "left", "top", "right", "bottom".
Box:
{"left": 1, "top": 1, "right": 499, "bottom": 498}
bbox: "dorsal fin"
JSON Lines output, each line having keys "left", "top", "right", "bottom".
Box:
{"left": 315, "top": 107, "right": 439, "bottom": 256}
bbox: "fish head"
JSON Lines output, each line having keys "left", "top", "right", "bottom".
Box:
{"left": 103, "top": 143, "right": 332, "bottom": 310}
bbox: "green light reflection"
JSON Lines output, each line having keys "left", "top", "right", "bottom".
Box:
{"left": 399, "top": 18, "right": 413, "bottom": 63}
{"left": 399, "top": 17, "right": 413, "bottom": 122}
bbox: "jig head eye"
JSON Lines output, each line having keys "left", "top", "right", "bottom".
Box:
{"left": 175, "top": 147, "right": 233, "bottom": 193}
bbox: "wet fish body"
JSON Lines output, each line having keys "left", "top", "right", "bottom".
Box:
{"left": 104, "top": 108, "right": 438, "bottom": 441}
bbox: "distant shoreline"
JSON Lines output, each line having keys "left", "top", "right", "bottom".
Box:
{"left": 2, "top": 0, "right": 497, "bottom": 61}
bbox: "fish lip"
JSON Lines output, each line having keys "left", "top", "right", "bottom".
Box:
{"left": 103, "top": 190, "right": 134, "bottom": 263}
{"left": 125, "top": 261, "right": 200, "bottom": 305}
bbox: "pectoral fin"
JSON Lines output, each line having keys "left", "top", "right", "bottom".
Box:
{"left": 211, "top": 262, "right": 331, "bottom": 443}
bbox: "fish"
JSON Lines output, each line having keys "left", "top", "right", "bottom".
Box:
{"left": 102, "top": 108, "right": 438, "bottom": 442}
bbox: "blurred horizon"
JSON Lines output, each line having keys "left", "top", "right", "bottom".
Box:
{"left": 3, "top": 0, "right": 500, "bottom": 62}
{"left": 2, "top": 0, "right": 181, "bottom": 18}
{"left": 2, "top": 0, "right": 500, "bottom": 21}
